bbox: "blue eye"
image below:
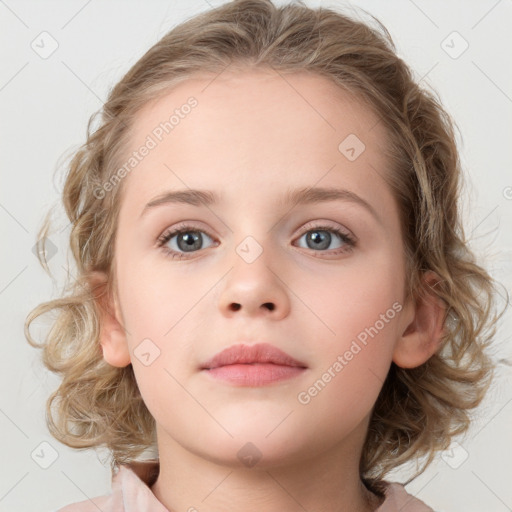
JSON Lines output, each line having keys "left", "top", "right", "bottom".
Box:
{"left": 157, "top": 225, "right": 216, "bottom": 259}
{"left": 157, "top": 223, "right": 356, "bottom": 260}
{"left": 295, "top": 226, "right": 355, "bottom": 253}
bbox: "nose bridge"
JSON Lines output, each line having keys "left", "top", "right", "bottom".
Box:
{"left": 225, "top": 208, "right": 276, "bottom": 271}
{"left": 230, "top": 232, "right": 277, "bottom": 291}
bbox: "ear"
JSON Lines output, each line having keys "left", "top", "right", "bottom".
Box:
{"left": 392, "top": 270, "right": 447, "bottom": 369}
{"left": 87, "top": 271, "right": 131, "bottom": 368}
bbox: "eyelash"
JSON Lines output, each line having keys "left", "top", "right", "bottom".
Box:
{"left": 156, "top": 221, "right": 356, "bottom": 260}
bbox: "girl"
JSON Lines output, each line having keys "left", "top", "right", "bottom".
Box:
{"left": 25, "top": 0, "right": 506, "bottom": 510}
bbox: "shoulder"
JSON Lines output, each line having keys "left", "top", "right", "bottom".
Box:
{"left": 376, "top": 481, "right": 435, "bottom": 512}
{"left": 55, "top": 462, "right": 162, "bottom": 512}
{"left": 55, "top": 472, "right": 117, "bottom": 512}
{"left": 56, "top": 493, "right": 112, "bottom": 512}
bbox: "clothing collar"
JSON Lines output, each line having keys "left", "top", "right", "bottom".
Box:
{"left": 115, "top": 461, "right": 433, "bottom": 512}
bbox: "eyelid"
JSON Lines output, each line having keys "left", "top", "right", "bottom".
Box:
{"left": 158, "top": 219, "right": 353, "bottom": 241}
{"left": 157, "top": 222, "right": 216, "bottom": 247}
{"left": 295, "top": 219, "right": 356, "bottom": 240}
{"left": 156, "top": 219, "right": 357, "bottom": 258}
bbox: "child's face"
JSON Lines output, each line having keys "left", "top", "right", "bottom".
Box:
{"left": 107, "top": 69, "right": 417, "bottom": 466}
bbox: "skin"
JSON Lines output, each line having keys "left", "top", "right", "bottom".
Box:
{"left": 93, "top": 68, "right": 446, "bottom": 512}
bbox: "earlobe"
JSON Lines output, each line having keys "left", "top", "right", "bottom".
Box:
{"left": 87, "top": 271, "right": 131, "bottom": 368}
{"left": 392, "top": 271, "right": 447, "bottom": 369}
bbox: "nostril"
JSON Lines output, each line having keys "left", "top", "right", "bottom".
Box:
{"left": 263, "top": 303, "right": 275, "bottom": 311}
{"left": 229, "top": 303, "right": 241, "bottom": 311}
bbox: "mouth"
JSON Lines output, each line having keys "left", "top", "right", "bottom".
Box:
{"left": 200, "top": 342, "right": 308, "bottom": 387}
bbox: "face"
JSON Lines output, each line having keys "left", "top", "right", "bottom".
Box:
{"left": 109, "top": 69, "right": 411, "bottom": 468}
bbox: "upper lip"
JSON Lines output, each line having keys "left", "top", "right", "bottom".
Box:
{"left": 201, "top": 343, "right": 307, "bottom": 370}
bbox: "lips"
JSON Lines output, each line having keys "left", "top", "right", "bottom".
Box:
{"left": 200, "top": 342, "right": 307, "bottom": 370}
{"left": 200, "top": 343, "right": 308, "bottom": 387}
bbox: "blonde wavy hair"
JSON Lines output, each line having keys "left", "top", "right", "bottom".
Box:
{"left": 25, "top": 0, "right": 507, "bottom": 492}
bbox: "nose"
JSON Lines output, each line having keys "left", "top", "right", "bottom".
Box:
{"left": 217, "top": 244, "right": 291, "bottom": 320}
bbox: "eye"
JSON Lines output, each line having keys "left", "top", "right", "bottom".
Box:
{"left": 157, "top": 223, "right": 216, "bottom": 259}
{"left": 156, "top": 222, "right": 356, "bottom": 260}
{"left": 294, "top": 224, "right": 356, "bottom": 255}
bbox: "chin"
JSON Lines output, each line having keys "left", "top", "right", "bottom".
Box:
{"left": 187, "top": 425, "right": 315, "bottom": 470}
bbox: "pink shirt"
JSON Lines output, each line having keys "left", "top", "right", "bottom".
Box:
{"left": 56, "top": 462, "right": 434, "bottom": 512}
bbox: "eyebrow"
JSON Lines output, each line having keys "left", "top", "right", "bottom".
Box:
{"left": 140, "top": 186, "right": 381, "bottom": 224}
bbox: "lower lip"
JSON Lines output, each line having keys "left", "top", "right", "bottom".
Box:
{"left": 202, "top": 363, "right": 306, "bottom": 386}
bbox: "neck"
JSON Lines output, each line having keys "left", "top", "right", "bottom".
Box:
{"left": 150, "top": 423, "right": 384, "bottom": 512}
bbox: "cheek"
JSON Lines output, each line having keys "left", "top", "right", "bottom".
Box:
{"left": 296, "top": 299, "right": 398, "bottom": 426}
{"left": 295, "top": 257, "right": 402, "bottom": 398}
{"left": 116, "top": 256, "right": 210, "bottom": 337}
{"left": 299, "top": 256, "right": 403, "bottom": 343}
{"left": 298, "top": 356, "right": 386, "bottom": 439}
{"left": 127, "top": 334, "right": 192, "bottom": 424}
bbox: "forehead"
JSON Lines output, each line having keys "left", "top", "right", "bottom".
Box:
{"left": 119, "top": 68, "right": 395, "bottom": 221}
{"left": 129, "top": 68, "right": 386, "bottom": 152}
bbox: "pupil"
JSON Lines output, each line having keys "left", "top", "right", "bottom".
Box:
{"left": 308, "top": 230, "right": 330, "bottom": 250}
{"left": 179, "top": 232, "right": 201, "bottom": 251}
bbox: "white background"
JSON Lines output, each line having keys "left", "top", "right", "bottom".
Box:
{"left": 1, "top": 0, "right": 511, "bottom": 511}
